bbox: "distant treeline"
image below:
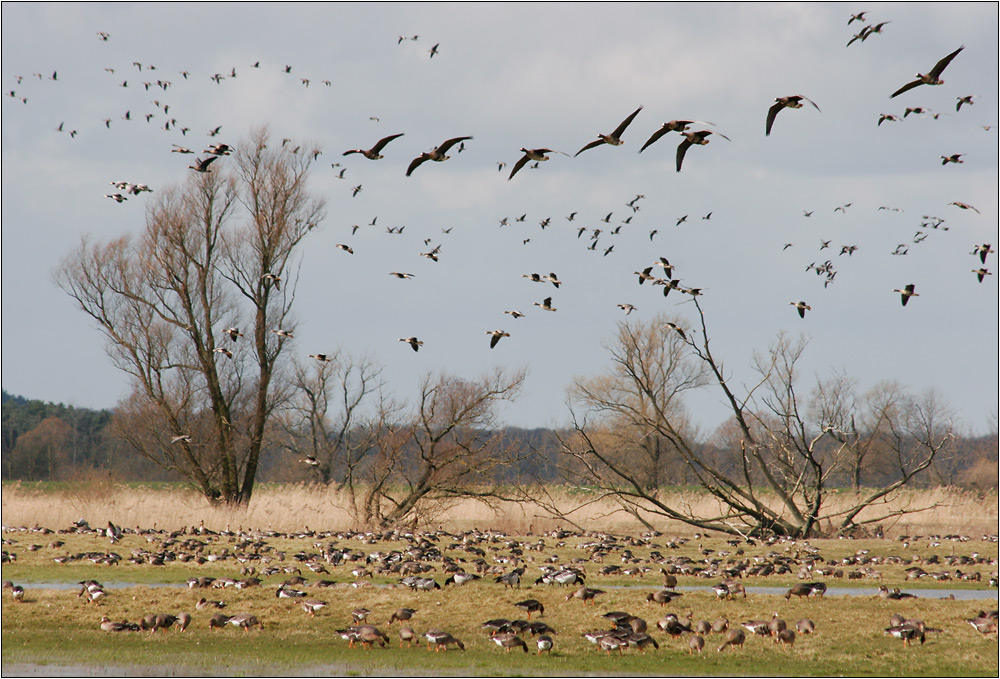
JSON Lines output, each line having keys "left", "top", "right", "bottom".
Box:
{"left": 2, "top": 390, "right": 996, "bottom": 489}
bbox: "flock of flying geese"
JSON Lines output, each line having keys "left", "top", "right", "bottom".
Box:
{"left": 6, "top": 12, "right": 994, "bottom": 363}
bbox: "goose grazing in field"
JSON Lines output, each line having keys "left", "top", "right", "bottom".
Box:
{"left": 491, "top": 632, "right": 529, "bottom": 653}
{"left": 536, "top": 635, "right": 554, "bottom": 655}
{"left": 566, "top": 585, "right": 604, "bottom": 605}
{"left": 575, "top": 106, "right": 643, "bottom": 156}
{"left": 892, "top": 284, "right": 919, "bottom": 306}
{"left": 427, "top": 631, "right": 465, "bottom": 651}
{"left": 343, "top": 133, "right": 404, "bottom": 160}
{"left": 388, "top": 608, "right": 417, "bottom": 624}
{"left": 646, "top": 589, "right": 683, "bottom": 607}
{"left": 766, "top": 96, "right": 821, "bottom": 136}
{"left": 514, "top": 599, "right": 545, "bottom": 619}
{"left": 717, "top": 628, "right": 746, "bottom": 652}
{"left": 300, "top": 600, "right": 327, "bottom": 616}
{"left": 689, "top": 635, "right": 705, "bottom": 654}
{"left": 776, "top": 628, "right": 796, "bottom": 648}
{"left": 485, "top": 330, "right": 510, "bottom": 349}
{"left": 796, "top": 618, "right": 816, "bottom": 634}
{"left": 890, "top": 46, "right": 964, "bottom": 98}
{"left": 406, "top": 136, "right": 472, "bottom": 176}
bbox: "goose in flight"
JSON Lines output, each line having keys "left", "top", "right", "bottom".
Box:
{"left": 890, "top": 46, "right": 964, "bottom": 98}
{"left": 343, "top": 133, "right": 404, "bottom": 160}
{"left": 508, "top": 148, "right": 566, "bottom": 179}
{"left": 617, "top": 304, "right": 637, "bottom": 315}
{"left": 534, "top": 297, "right": 557, "bottom": 312}
{"left": 261, "top": 272, "right": 281, "bottom": 289}
{"left": 766, "top": 96, "right": 821, "bottom": 136}
{"left": 972, "top": 243, "right": 993, "bottom": 263}
{"left": 187, "top": 156, "right": 217, "bottom": 173}
{"left": 485, "top": 330, "right": 510, "bottom": 348}
{"left": 575, "top": 106, "right": 643, "bottom": 156}
{"left": 272, "top": 329, "right": 294, "bottom": 338}
{"left": 222, "top": 327, "right": 242, "bottom": 342}
{"left": 639, "top": 120, "right": 714, "bottom": 153}
{"left": 789, "top": 301, "right": 811, "bottom": 318}
{"left": 335, "top": 244, "right": 354, "bottom": 254}
{"left": 398, "top": 337, "right": 423, "bottom": 352}
{"left": 406, "top": 136, "right": 472, "bottom": 176}
{"left": 389, "top": 272, "right": 415, "bottom": 279}
{"left": 892, "top": 284, "right": 919, "bottom": 306}
{"left": 663, "top": 322, "right": 687, "bottom": 341}
{"left": 504, "top": 310, "right": 525, "bottom": 319}
{"left": 676, "top": 130, "right": 730, "bottom": 172}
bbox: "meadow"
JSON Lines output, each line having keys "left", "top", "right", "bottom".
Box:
{"left": 1, "top": 483, "right": 997, "bottom": 676}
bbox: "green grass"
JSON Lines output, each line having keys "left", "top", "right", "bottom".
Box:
{"left": 2, "top": 525, "right": 997, "bottom": 676}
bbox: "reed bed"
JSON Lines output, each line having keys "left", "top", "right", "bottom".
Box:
{"left": 2, "top": 482, "right": 995, "bottom": 537}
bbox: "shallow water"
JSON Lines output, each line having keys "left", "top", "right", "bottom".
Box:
{"left": 19, "top": 580, "right": 1000, "bottom": 600}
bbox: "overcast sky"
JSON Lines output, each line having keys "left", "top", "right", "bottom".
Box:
{"left": 2, "top": 2, "right": 997, "bottom": 434}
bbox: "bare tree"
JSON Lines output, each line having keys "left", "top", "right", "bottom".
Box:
{"left": 55, "top": 129, "right": 325, "bottom": 505}
{"left": 278, "top": 351, "right": 386, "bottom": 512}
{"left": 560, "top": 304, "right": 952, "bottom": 537}
{"left": 339, "top": 367, "right": 529, "bottom": 528}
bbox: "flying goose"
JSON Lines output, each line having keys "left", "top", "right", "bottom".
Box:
{"left": 406, "top": 136, "right": 472, "bottom": 176}
{"left": 187, "top": 156, "right": 217, "bottom": 173}
{"left": 534, "top": 297, "right": 557, "bottom": 312}
{"left": 486, "top": 330, "right": 510, "bottom": 348}
{"left": 398, "top": 337, "right": 423, "bottom": 352}
{"left": 222, "top": 327, "right": 242, "bottom": 341}
{"left": 892, "top": 284, "right": 919, "bottom": 306}
{"left": 575, "top": 106, "right": 643, "bottom": 156}
{"left": 343, "top": 133, "right": 404, "bottom": 159}
{"left": 789, "top": 301, "right": 811, "bottom": 318}
{"left": 639, "top": 119, "right": 715, "bottom": 152}
{"left": 766, "top": 96, "right": 821, "bottom": 136}
{"left": 676, "top": 130, "right": 730, "bottom": 172}
{"left": 890, "top": 46, "right": 964, "bottom": 98}
{"left": 508, "top": 148, "right": 566, "bottom": 179}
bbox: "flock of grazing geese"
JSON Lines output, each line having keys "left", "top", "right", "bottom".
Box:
{"left": 2, "top": 518, "right": 998, "bottom": 661}
{"left": 5, "top": 11, "right": 994, "bottom": 366}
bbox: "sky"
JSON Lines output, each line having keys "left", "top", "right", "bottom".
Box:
{"left": 2, "top": 2, "right": 997, "bottom": 435}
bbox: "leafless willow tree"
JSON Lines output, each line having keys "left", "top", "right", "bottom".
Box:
{"left": 55, "top": 128, "right": 326, "bottom": 505}
{"left": 282, "top": 365, "right": 529, "bottom": 528}
{"left": 559, "top": 304, "right": 954, "bottom": 537}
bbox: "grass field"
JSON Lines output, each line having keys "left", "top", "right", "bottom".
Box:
{"left": 1, "top": 484, "right": 997, "bottom": 676}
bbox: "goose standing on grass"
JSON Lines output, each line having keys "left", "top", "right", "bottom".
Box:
{"left": 576, "top": 106, "right": 643, "bottom": 156}
{"left": 406, "top": 136, "right": 472, "bottom": 176}
{"left": 766, "top": 96, "right": 821, "bottom": 136}
{"left": 717, "top": 628, "right": 745, "bottom": 652}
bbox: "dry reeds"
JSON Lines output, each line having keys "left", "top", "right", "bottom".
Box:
{"left": 0, "top": 481, "right": 995, "bottom": 536}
